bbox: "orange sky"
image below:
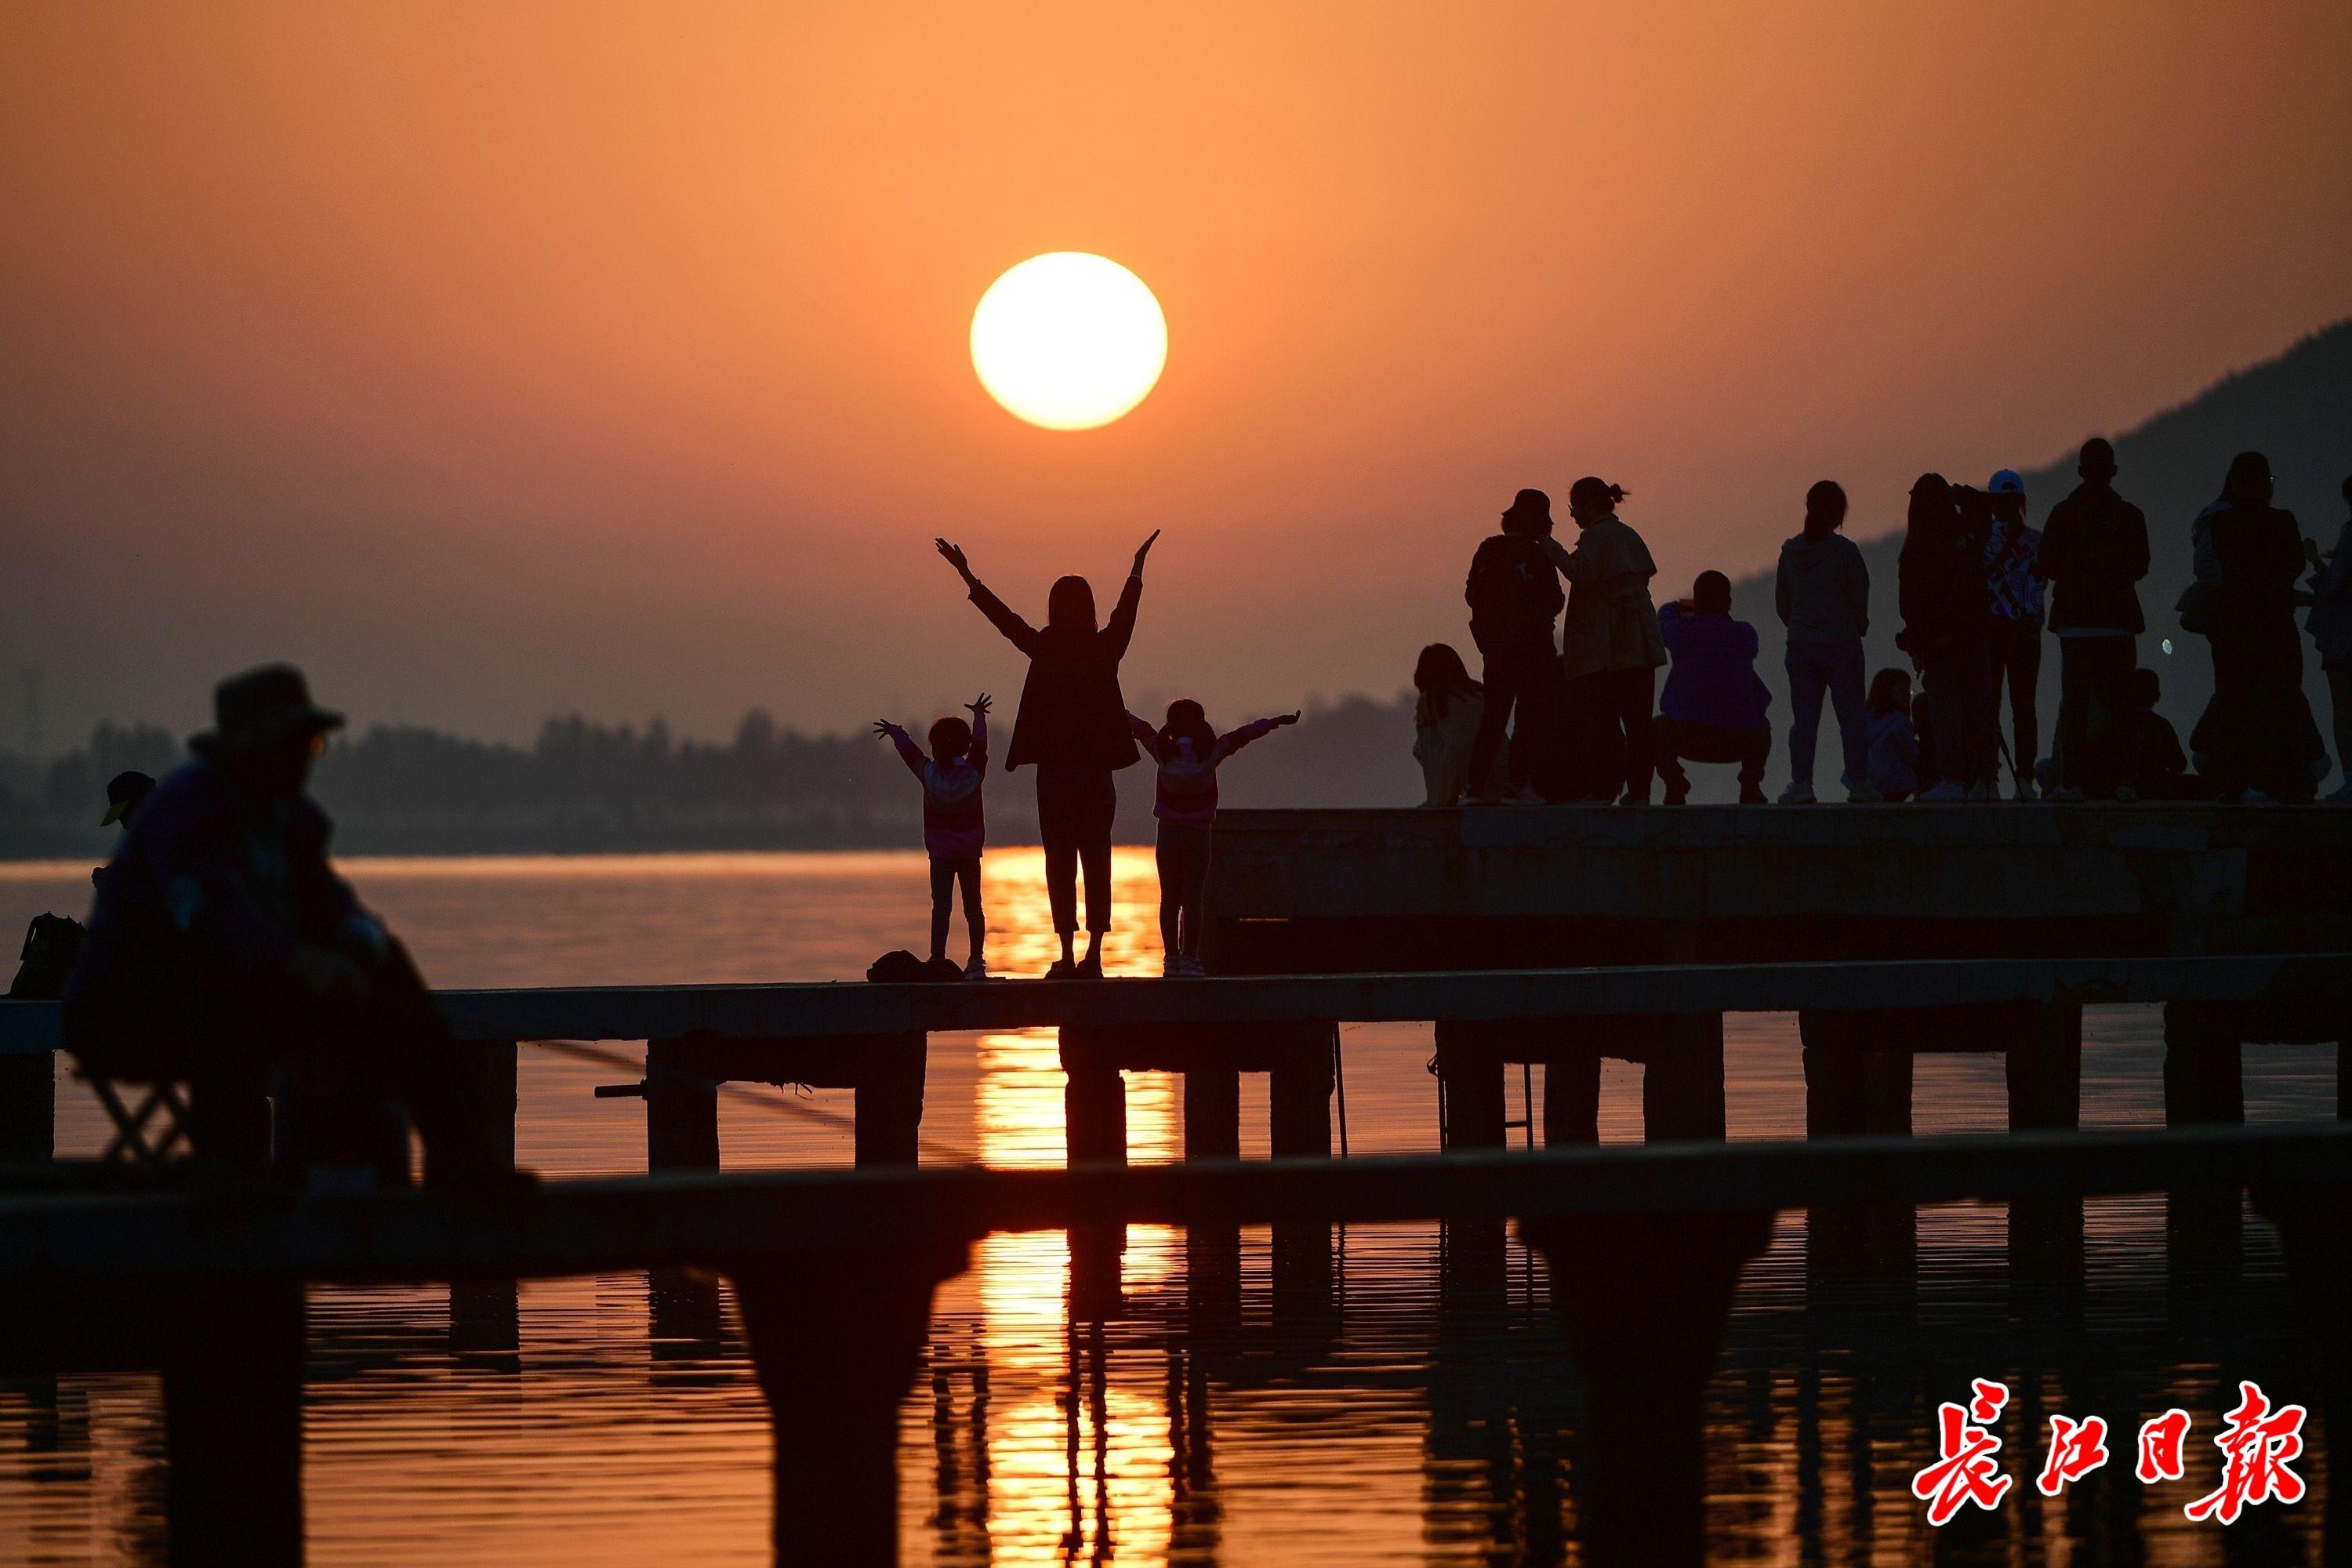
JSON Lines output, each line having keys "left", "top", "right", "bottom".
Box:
{"left": 4, "top": 1, "right": 2349, "bottom": 746}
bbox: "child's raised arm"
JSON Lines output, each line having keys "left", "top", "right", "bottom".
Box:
{"left": 965, "top": 695, "right": 992, "bottom": 775}
{"left": 872, "top": 719, "right": 927, "bottom": 777}
{"left": 1214, "top": 710, "right": 1300, "bottom": 764}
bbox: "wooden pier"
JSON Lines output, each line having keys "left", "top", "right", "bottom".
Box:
{"left": 3, "top": 804, "right": 2351, "bottom": 1562}
{"left": 3, "top": 953, "right": 2348, "bottom": 1171}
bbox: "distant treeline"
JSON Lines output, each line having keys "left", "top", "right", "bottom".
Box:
{"left": 0, "top": 698, "right": 1422, "bottom": 859}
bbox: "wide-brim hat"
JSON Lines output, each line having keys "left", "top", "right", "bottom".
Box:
{"left": 190, "top": 664, "right": 343, "bottom": 758}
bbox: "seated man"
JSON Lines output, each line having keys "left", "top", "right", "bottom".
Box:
{"left": 1653, "top": 571, "right": 1773, "bottom": 804}
{"left": 64, "top": 665, "right": 515, "bottom": 1188}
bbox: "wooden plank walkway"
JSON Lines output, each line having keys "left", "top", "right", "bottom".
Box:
{"left": 3, "top": 1122, "right": 2346, "bottom": 1284}
{"left": 2, "top": 953, "right": 2346, "bottom": 1052}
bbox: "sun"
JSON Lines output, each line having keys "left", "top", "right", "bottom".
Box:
{"left": 970, "top": 252, "right": 1167, "bottom": 430}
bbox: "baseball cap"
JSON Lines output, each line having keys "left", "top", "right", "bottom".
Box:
{"left": 100, "top": 771, "right": 156, "bottom": 826}
{"left": 1987, "top": 470, "right": 2026, "bottom": 495}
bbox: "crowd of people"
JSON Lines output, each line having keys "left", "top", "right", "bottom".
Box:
{"left": 1415, "top": 447, "right": 2352, "bottom": 810}
{"left": 31, "top": 445, "right": 2352, "bottom": 1185}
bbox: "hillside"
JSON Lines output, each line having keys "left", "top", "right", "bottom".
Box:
{"left": 1726, "top": 320, "right": 2352, "bottom": 798}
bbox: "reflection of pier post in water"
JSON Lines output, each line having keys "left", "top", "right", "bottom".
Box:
{"left": 1524, "top": 1210, "right": 1773, "bottom": 1568}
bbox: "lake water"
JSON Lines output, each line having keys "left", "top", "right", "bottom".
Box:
{"left": 0, "top": 849, "right": 2336, "bottom": 1564}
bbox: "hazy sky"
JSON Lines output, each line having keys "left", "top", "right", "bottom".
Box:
{"left": 5, "top": 1, "right": 2350, "bottom": 749}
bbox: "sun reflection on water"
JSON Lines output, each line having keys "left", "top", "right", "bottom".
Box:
{"left": 955, "top": 848, "right": 1185, "bottom": 1560}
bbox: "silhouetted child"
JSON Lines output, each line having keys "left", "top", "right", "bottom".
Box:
{"left": 1864, "top": 668, "right": 1919, "bottom": 801}
{"left": 874, "top": 695, "right": 992, "bottom": 978}
{"left": 2125, "top": 667, "right": 2200, "bottom": 800}
{"left": 1129, "top": 700, "right": 1298, "bottom": 976}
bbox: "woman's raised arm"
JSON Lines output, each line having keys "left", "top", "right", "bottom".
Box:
{"left": 938, "top": 538, "right": 1039, "bottom": 654}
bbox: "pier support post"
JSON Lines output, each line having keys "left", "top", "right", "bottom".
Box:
{"left": 448, "top": 1040, "right": 523, "bottom": 1357}
{"left": 0, "top": 1051, "right": 53, "bottom": 1165}
{"left": 734, "top": 1237, "right": 971, "bottom": 1567}
{"left": 1523, "top": 1209, "right": 1773, "bottom": 1568}
{"left": 2005, "top": 1000, "right": 2082, "bottom": 1131}
{"left": 1800, "top": 1011, "right": 1915, "bottom": 1281}
{"left": 1433, "top": 1020, "right": 1507, "bottom": 1150}
{"left": 1641, "top": 1014, "right": 1726, "bottom": 1142}
{"left": 853, "top": 1033, "right": 927, "bottom": 1168}
{"left": 646, "top": 1037, "right": 720, "bottom": 1173}
{"left": 2163, "top": 1001, "right": 2245, "bottom": 1280}
{"left": 2006, "top": 1002, "right": 2085, "bottom": 1282}
{"left": 1543, "top": 1051, "right": 1600, "bottom": 1146}
{"left": 1184, "top": 1068, "right": 1241, "bottom": 1162}
{"left": 1062, "top": 1065, "right": 1127, "bottom": 1167}
{"left": 164, "top": 1279, "right": 305, "bottom": 1567}
{"left": 1268, "top": 1024, "right": 1335, "bottom": 1160}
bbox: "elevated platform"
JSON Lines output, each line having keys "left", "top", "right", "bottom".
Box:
{"left": 1203, "top": 804, "right": 2352, "bottom": 971}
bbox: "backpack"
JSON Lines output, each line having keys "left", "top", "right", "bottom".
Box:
{"left": 9, "top": 913, "right": 86, "bottom": 1000}
{"left": 1465, "top": 535, "right": 1563, "bottom": 648}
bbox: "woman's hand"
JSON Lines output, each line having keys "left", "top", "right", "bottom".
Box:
{"left": 1276, "top": 710, "right": 1301, "bottom": 726}
{"left": 1132, "top": 529, "right": 1161, "bottom": 575}
{"left": 870, "top": 719, "right": 895, "bottom": 738}
{"left": 967, "top": 694, "right": 993, "bottom": 717}
{"left": 935, "top": 539, "right": 973, "bottom": 579}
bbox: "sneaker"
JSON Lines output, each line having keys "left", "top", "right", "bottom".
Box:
{"left": 1044, "top": 958, "right": 1079, "bottom": 981}
{"left": 2049, "top": 785, "right": 2084, "bottom": 803}
{"left": 1965, "top": 782, "right": 1997, "bottom": 803}
{"left": 1162, "top": 955, "right": 1187, "bottom": 978}
{"left": 1179, "top": 955, "right": 1208, "bottom": 977}
{"left": 963, "top": 956, "right": 990, "bottom": 981}
{"left": 2012, "top": 777, "right": 2041, "bottom": 803}
{"left": 1921, "top": 781, "right": 1967, "bottom": 803}
{"left": 2327, "top": 781, "right": 2352, "bottom": 804}
{"left": 1846, "top": 782, "right": 1884, "bottom": 804}
{"left": 1076, "top": 951, "right": 1105, "bottom": 980}
{"left": 1505, "top": 786, "right": 1545, "bottom": 806}
{"left": 2112, "top": 786, "right": 2137, "bottom": 804}
{"left": 1777, "top": 781, "right": 1817, "bottom": 805}
{"left": 1738, "top": 786, "right": 1769, "bottom": 804}
{"left": 1619, "top": 792, "right": 1652, "bottom": 806}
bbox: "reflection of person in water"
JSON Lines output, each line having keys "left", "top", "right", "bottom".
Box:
{"left": 938, "top": 531, "right": 1157, "bottom": 978}
{"left": 64, "top": 665, "right": 521, "bottom": 1186}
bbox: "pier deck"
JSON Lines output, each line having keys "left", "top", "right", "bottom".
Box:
{"left": 1203, "top": 803, "right": 2352, "bottom": 969}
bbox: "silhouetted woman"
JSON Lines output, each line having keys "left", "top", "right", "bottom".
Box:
{"left": 1544, "top": 478, "right": 1667, "bottom": 801}
{"left": 2184, "top": 453, "right": 2325, "bottom": 801}
{"left": 1412, "top": 643, "right": 1494, "bottom": 806}
{"left": 938, "top": 530, "right": 1159, "bottom": 976}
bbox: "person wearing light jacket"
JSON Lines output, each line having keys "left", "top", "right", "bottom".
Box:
{"left": 1543, "top": 477, "right": 1668, "bottom": 802}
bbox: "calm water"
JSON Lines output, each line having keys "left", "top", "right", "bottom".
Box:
{"left": 0, "top": 849, "right": 2336, "bottom": 1565}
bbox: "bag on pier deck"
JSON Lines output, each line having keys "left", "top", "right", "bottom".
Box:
{"left": 866, "top": 949, "right": 963, "bottom": 983}
{"left": 8, "top": 913, "right": 85, "bottom": 1000}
